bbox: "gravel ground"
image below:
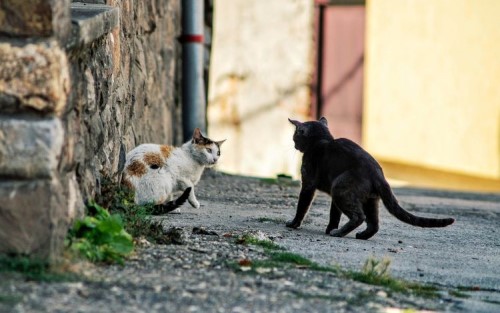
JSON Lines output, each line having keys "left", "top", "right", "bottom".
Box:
{"left": 1, "top": 170, "right": 499, "bottom": 313}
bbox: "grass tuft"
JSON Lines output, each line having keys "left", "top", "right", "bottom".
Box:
{"left": 0, "top": 255, "right": 80, "bottom": 282}
{"left": 345, "top": 256, "right": 439, "bottom": 298}
{"left": 256, "top": 217, "right": 286, "bottom": 224}
{"left": 233, "top": 236, "right": 340, "bottom": 275}
{"left": 236, "top": 234, "right": 284, "bottom": 251}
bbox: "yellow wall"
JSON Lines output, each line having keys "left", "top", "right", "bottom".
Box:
{"left": 364, "top": 0, "right": 500, "bottom": 180}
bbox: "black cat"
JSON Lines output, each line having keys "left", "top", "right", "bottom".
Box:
{"left": 286, "top": 117, "right": 454, "bottom": 240}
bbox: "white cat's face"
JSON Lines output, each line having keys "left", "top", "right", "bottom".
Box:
{"left": 198, "top": 142, "right": 221, "bottom": 167}
{"left": 191, "top": 128, "right": 226, "bottom": 167}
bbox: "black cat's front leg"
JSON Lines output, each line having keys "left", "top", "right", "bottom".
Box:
{"left": 286, "top": 187, "right": 316, "bottom": 229}
{"left": 325, "top": 202, "right": 342, "bottom": 234}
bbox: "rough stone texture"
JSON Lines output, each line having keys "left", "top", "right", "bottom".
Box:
{"left": 65, "top": 0, "right": 182, "bottom": 198}
{"left": 0, "top": 0, "right": 70, "bottom": 41}
{"left": 0, "top": 40, "right": 70, "bottom": 115}
{"left": 0, "top": 178, "right": 67, "bottom": 260}
{"left": 67, "top": 3, "right": 119, "bottom": 49}
{"left": 0, "top": 117, "right": 63, "bottom": 179}
{"left": 0, "top": 0, "right": 182, "bottom": 261}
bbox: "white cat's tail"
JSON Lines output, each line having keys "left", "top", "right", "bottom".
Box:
{"left": 151, "top": 187, "right": 192, "bottom": 215}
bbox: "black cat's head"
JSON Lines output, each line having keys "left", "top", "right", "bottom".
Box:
{"left": 288, "top": 117, "right": 332, "bottom": 152}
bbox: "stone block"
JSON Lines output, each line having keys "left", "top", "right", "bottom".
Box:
{"left": 67, "top": 3, "right": 120, "bottom": 49}
{"left": 0, "top": 176, "right": 82, "bottom": 261}
{"left": 0, "top": 40, "right": 69, "bottom": 115}
{"left": 0, "top": 117, "right": 63, "bottom": 179}
{"left": 0, "top": 0, "right": 70, "bottom": 39}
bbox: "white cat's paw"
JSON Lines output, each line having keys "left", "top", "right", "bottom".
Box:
{"left": 168, "top": 208, "right": 182, "bottom": 214}
{"left": 188, "top": 199, "right": 200, "bottom": 209}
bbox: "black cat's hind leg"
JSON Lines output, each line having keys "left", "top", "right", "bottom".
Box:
{"left": 355, "top": 198, "right": 379, "bottom": 240}
{"left": 325, "top": 202, "right": 342, "bottom": 234}
{"left": 329, "top": 195, "right": 365, "bottom": 238}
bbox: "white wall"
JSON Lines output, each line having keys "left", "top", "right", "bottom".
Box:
{"left": 208, "top": 0, "right": 314, "bottom": 178}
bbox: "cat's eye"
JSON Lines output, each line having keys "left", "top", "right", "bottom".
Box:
{"left": 150, "top": 164, "right": 160, "bottom": 170}
{"left": 206, "top": 148, "right": 212, "bottom": 153}
{"left": 297, "top": 128, "right": 305, "bottom": 135}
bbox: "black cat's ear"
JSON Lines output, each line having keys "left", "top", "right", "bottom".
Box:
{"left": 192, "top": 128, "right": 203, "bottom": 143}
{"left": 288, "top": 118, "right": 302, "bottom": 128}
{"left": 319, "top": 116, "right": 328, "bottom": 126}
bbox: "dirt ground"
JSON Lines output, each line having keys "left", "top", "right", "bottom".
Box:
{"left": 1, "top": 170, "right": 499, "bottom": 313}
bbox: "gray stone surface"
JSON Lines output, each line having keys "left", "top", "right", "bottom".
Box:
{"left": 0, "top": 40, "right": 70, "bottom": 115}
{"left": 67, "top": 2, "right": 119, "bottom": 49}
{"left": 0, "top": 0, "right": 70, "bottom": 39}
{"left": 0, "top": 117, "right": 63, "bottom": 179}
{"left": 0, "top": 0, "right": 182, "bottom": 262}
{"left": 0, "top": 178, "right": 67, "bottom": 260}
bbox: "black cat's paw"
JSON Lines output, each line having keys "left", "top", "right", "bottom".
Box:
{"left": 325, "top": 224, "right": 336, "bottom": 234}
{"left": 286, "top": 219, "right": 301, "bottom": 229}
{"left": 355, "top": 231, "right": 374, "bottom": 240}
{"left": 329, "top": 229, "right": 344, "bottom": 237}
{"left": 355, "top": 232, "right": 368, "bottom": 240}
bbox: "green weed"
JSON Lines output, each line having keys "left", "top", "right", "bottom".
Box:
{"left": 268, "top": 251, "right": 314, "bottom": 266}
{"left": 259, "top": 174, "right": 300, "bottom": 186}
{"left": 256, "top": 217, "right": 286, "bottom": 224}
{"left": 0, "top": 293, "right": 22, "bottom": 305}
{"left": 346, "top": 256, "right": 439, "bottom": 298}
{"left": 98, "top": 178, "right": 168, "bottom": 243}
{"left": 448, "top": 290, "right": 470, "bottom": 298}
{"left": 234, "top": 236, "right": 339, "bottom": 275}
{"left": 483, "top": 299, "right": 500, "bottom": 305}
{"left": 66, "top": 201, "right": 134, "bottom": 265}
{"left": 0, "top": 255, "right": 79, "bottom": 282}
{"left": 236, "top": 234, "right": 284, "bottom": 251}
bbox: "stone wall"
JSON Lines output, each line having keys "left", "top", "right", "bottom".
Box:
{"left": 0, "top": 0, "right": 182, "bottom": 261}
{"left": 67, "top": 0, "right": 182, "bottom": 197}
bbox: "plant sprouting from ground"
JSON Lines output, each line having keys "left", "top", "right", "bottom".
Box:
{"left": 347, "top": 256, "right": 439, "bottom": 298}
{"left": 0, "top": 255, "right": 80, "bottom": 282}
{"left": 97, "top": 177, "right": 168, "bottom": 242}
{"left": 236, "top": 234, "right": 283, "bottom": 251}
{"left": 66, "top": 201, "right": 134, "bottom": 265}
{"left": 362, "top": 256, "right": 392, "bottom": 279}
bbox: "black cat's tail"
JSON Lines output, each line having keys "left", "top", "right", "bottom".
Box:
{"left": 377, "top": 181, "right": 454, "bottom": 227}
{"left": 151, "top": 187, "right": 192, "bottom": 215}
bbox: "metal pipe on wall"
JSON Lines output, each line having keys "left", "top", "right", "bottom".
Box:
{"left": 181, "top": 0, "right": 206, "bottom": 142}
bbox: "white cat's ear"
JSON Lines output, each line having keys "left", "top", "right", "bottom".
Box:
{"left": 288, "top": 118, "right": 302, "bottom": 127}
{"left": 192, "top": 128, "right": 203, "bottom": 143}
{"left": 216, "top": 139, "right": 226, "bottom": 146}
{"left": 319, "top": 116, "right": 328, "bottom": 126}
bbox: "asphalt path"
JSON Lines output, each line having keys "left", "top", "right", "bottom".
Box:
{"left": 168, "top": 172, "right": 500, "bottom": 312}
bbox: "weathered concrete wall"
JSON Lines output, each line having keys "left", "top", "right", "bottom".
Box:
{"left": 0, "top": 0, "right": 182, "bottom": 260}
{"left": 207, "top": 0, "right": 313, "bottom": 178}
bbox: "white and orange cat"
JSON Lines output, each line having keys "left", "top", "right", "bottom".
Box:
{"left": 122, "top": 128, "right": 225, "bottom": 214}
